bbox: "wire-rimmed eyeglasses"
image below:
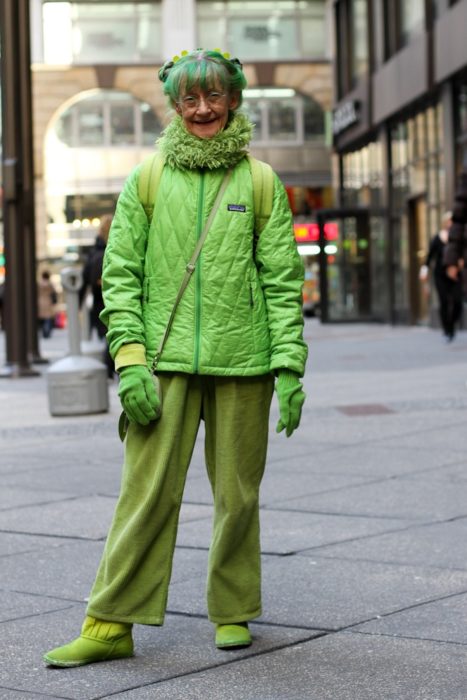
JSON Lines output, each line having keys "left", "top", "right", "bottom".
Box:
{"left": 177, "top": 92, "right": 227, "bottom": 109}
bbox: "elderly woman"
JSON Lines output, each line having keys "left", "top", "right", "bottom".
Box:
{"left": 44, "top": 49, "right": 307, "bottom": 667}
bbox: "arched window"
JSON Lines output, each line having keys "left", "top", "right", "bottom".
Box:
{"left": 54, "top": 90, "right": 162, "bottom": 148}
{"left": 242, "top": 88, "right": 325, "bottom": 145}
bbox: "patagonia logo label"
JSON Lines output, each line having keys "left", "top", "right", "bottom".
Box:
{"left": 227, "top": 204, "right": 246, "bottom": 212}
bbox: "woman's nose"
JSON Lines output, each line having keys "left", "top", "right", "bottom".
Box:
{"left": 196, "top": 97, "right": 212, "bottom": 113}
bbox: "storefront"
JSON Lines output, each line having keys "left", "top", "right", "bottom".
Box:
{"left": 330, "top": 0, "right": 467, "bottom": 326}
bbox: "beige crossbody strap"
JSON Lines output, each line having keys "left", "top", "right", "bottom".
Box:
{"left": 150, "top": 168, "right": 233, "bottom": 373}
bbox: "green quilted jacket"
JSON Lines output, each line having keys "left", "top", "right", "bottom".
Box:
{"left": 101, "top": 115, "right": 307, "bottom": 377}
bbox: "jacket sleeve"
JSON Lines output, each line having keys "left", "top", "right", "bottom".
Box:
{"left": 255, "top": 174, "right": 308, "bottom": 377}
{"left": 445, "top": 169, "right": 467, "bottom": 267}
{"left": 99, "top": 166, "right": 149, "bottom": 360}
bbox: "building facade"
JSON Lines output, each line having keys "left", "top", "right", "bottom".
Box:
{"left": 28, "top": 0, "right": 333, "bottom": 285}
{"left": 328, "top": 0, "right": 467, "bottom": 324}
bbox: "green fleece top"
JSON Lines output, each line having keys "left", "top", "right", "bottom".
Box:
{"left": 100, "top": 112, "right": 308, "bottom": 377}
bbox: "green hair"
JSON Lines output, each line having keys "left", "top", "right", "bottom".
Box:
{"left": 159, "top": 49, "right": 247, "bottom": 108}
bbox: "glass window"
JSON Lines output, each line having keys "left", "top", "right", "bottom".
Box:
{"left": 197, "top": 0, "right": 326, "bottom": 61}
{"left": 54, "top": 91, "right": 162, "bottom": 148}
{"left": 351, "top": 0, "right": 369, "bottom": 83}
{"left": 141, "top": 104, "right": 163, "bottom": 146}
{"left": 77, "top": 103, "right": 104, "bottom": 146}
{"left": 230, "top": 17, "right": 298, "bottom": 60}
{"left": 244, "top": 99, "right": 264, "bottom": 142}
{"left": 304, "top": 99, "right": 325, "bottom": 141}
{"left": 110, "top": 104, "right": 135, "bottom": 146}
{"left": 55, "top": 110, "right": 74, "bottom": 147}
{"left": 268, "top": 99, "right": 298, "bottom": 140}
{"left": 458, "top": 84, "right": 467, "bottom": 135}
{"left": 399, "top": 0, "right": 425, "bottom": 46}
{"left": 42, "top": 2, "right": 162, "bottom": 65}
{"left": 242, "top": 88, "right": 325, "bottom": 145}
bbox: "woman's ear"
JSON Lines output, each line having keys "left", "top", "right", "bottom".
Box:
{"left": 229, "top": 92, "right": 240, "bottom": 111}
{"left": 174, "top": 101, "right": 182, "bottom": 115}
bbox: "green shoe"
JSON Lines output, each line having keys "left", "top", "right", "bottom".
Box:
{"left": 215, "top": 622, "right": 251, "bottom": 649}
{"left": 43, "top": 616, "right": 134, "bottom": 668}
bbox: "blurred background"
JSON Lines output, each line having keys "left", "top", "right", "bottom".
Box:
{"left": 1, "top": 0, "right": 467, "bottom": 370}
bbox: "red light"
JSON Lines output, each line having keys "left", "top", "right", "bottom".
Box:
{"left": 294, "top": 222, "right": 338, "bottom": 243}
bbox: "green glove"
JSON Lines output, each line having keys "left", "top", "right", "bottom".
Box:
{"left": 118, "top": 365, "right": 161, "bottom": 426}
{"left": 275, "top": 369, "right": 306, "bottom": 438}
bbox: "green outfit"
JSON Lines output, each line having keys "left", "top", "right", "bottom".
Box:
{"left": 87, "top": 372, "right": 273, "bottom": 624}
{"left": 86, "top": 112, "right": 307, "bottom": 626}
{"left": 100, "top": 114, "right": 307, "bottom": 377}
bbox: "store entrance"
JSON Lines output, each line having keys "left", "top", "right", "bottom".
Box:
{"left": 316, "top": 208, "right": 371, "bottom": 322}
{"left": 408, "top": 196, "right": 429, "bottom": 324}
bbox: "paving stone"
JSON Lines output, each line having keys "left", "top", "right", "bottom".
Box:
{"left": 2, "top": 540, "right": 211, "bottom": 604}
{"left": 284, "top": 410, "right": 462, "bottom": 447}
{"left": 0, "top": 591, "right": 73, "bottom": 624}
{"left": 1, "top": 540, "right": 104, "bottom": 601}
{"left": 308, "top": 518, "right": 467, "bottom": 570}
{"left": 1, "top": 461, "right": 124, "bottom": 497}
{"left": 0, "top": 495, "right": 117, "bottom": 540}
{"left": 109, "top": 631, "right": 467, "bottom": 700}
{"left": 0, "top": 486, "right": 78, "bottom": 511}
{"left": 182, "top": 468, "right": 373, "bottom": 507}
{"left": 177, "top": 508, "right": 415, "bottom": 554}
{"left": 168, "top": 555, "right": 467, "bottom": 630}
{"left": 375, "top": 420, "right": 467, "bottom": 453}
{"left": 264, "top": 443, "right": 463, "bottom": 477}
{"left": 2, "top": 323, "right": 467, "bottom": 700}
{"left": 0, "top": 532, "right": 65, "bottom": 558}
{"left": 0, "top": 606, "right": 318, "bottom": 700}
{"left": 273, "top": 475, "right": 467, "bottom": 521}
{"left": 354, "top": 591, "right": 467, "bottom": 644}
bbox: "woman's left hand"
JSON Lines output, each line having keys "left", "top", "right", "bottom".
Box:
{"left": 275, "top": 370, "right": 306, "bottom": 437}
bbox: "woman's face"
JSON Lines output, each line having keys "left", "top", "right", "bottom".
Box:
{"left": 175, "top": 84, "right": 239, "bottom": 139}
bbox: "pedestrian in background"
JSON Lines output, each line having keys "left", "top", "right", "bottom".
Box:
{"left": 80, "top": 214, "right": 115, "bottom": 377}
{"left": 445, "top": 167, "right": 467, "bottom": 290}
{"left": 37, "top": 270, "right": 57, "bottom": 339}
{"left": 43, "top": 48, "right": 307, "bottom": 668}
{"left": 419, "top": 211, "right": 463, "bottom": 341}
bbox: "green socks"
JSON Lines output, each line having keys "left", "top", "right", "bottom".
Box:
{"left": 43, "top": 616, "right": 134, "bottom": 668}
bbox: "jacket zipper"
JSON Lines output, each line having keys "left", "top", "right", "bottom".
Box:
{"left": 193, "top": 172, "right": 205, "bottom": 373}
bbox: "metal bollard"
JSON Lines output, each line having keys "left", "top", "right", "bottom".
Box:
{"left": 46, "top": 267, "right": 109, "bottom": 416}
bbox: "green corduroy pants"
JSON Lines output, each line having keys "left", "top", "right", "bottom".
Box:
{"left": 86, "top": 372, "right": 274, "bottom": 626}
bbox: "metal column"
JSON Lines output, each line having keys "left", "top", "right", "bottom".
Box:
{"left": 0, "top": 0, "right": 40, "bottom": 376}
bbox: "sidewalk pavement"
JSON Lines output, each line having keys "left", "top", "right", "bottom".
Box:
{"left": 1, "top": 321, "right": 467, "bottom": 700}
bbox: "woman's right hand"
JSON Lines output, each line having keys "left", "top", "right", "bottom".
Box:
{"left": 118, "top": 365, "right": 161, "bottom": 425}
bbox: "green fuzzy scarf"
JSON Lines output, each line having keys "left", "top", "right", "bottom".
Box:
{"left": 156, "top": 112, "right": 253, "bottom": 170}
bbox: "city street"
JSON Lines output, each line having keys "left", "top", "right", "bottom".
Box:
{"left": 1, "top": 319, "right": 467, "bottom": 699}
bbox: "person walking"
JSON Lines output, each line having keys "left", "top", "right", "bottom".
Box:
{"left": 80, "top": 214, "right": 115, "bottom": 377}
{"left": 445, "top": 167, "right": 467, "bottom": 287}
{"left": 419, "top": 212, "right": 462, "bottom": 341}
{"left": 37, "top": 270, "right": 57, "bottom": 339}
{"left": 43, "top": 49, "right": 307, "bottom": 667}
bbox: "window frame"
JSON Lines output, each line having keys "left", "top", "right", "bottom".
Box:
{"left": 196, "top": 0, "right": 327, "bottom": 62}
{"left": 42, "top": 0, "right": 163, "bottom": 65}
{"left": 54, "top": 92, "right": 162, "bottom": 149}
{"left": 242, "top": 87, "right": 325, "bottom": 147}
